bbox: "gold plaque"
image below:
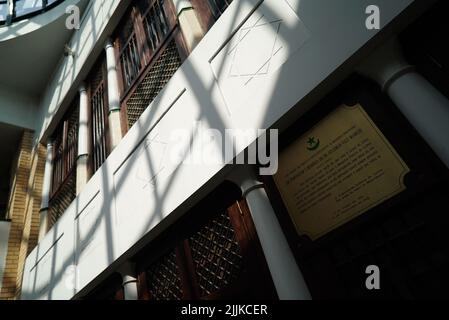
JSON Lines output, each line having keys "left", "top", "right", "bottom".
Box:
{"left": 273, "top": 104, "right": 410, "bottom": 240}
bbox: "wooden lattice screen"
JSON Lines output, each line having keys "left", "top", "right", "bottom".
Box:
{"left": 124, "top": 40, "right": 181, "bottom": 128}
{"left": 114, "top": 0, "right": 187, "bottom": 132}
{"left": 87, "top": 56, "right": 109, "bottom": 174}
{"left": 49, "top": 99, "right": 79, "bottom": 227}
{"left": 136, "top": 183, "right": 277, "bottom": 300}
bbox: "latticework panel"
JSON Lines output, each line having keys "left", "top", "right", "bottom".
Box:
{"left": 189, "top": 212, "right": 243, "bottom": 297}
{"left": 51, "top": 103, "right": 79, "bottom": 195}
{"left": 146, "top": 249, "right": 183, "bottom": 300}
{"left": 125, "top": 40, "right": 181, "bottom": 128}
{"left": 48, "top": 171, "right": 76, "bottom": 227}
{"left": 88, "top": 58, "right": 108, "bottom": 173}
{"left": 91, "top": 82, "right": 108, "bottom": 172}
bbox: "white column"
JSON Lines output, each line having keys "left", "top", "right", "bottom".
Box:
{"left": 228, "top": 166, "right": 311, "bottom": 300}
{"left": 173, "top": 0, "right": 204, "bottom": 52}
{"left": 357, "top": 38, "right": 449, "bottom": 168}
{"left": 38, "top": 140, "right": 54, "bottom": 241}
{"left": 118, "top": 262, "right": 138, "bottom": 300}
{"left": 105, "top": 38, "right": 123, "bottom": 150}
{"left": 76, "top": 84, "right": 89, "bottom": 195}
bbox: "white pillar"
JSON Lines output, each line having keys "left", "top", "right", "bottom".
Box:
{"left": 357, "top": 38, "right": 449, "bottom": 168}
{"left": 77, "top": 84, "right": 89, "bottom": 195}
{"left": 173, "top": 0, "right": 204, "bottom": 52}
{"left": 118, "top": 262, "right": 138, "bottom": 300}
{"left": 38, "top": 140, "right": 54, "bottom": 241}
{"left": 105, "top": 38, "right": 123, "bottom": 150}
{"left": 228, "top": 166, "right": 311, "bottom": 300}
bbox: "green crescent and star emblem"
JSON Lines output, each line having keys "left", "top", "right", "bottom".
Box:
{"left": 307, "top": 136, "right": 320, "bottom": 151}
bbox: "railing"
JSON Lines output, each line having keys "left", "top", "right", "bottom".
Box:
{"left": 50, "top": 106, "right": 78, "bottom": 197}
{"left": 87, "top": 57, "right": 109, "bottom": 174}
{"left": 118, "top": 0, "right": 171, "bottom": 94}
{"left": 116, "top": 0, "right": 186, "bottom": 131}
{"left": 49, "top": 100, "right": 79, "bottom": 227}
{"left": 141, "top": 0, "right": 169, "bottom": 53}
{"left": 119, "top": 32, "right": 142, "bottom": 91}
{"left": 0, "top": 0, "right": 65, "bottom": 26}
{"left": 91, "top": 78, "right": 108, "bottom": 173}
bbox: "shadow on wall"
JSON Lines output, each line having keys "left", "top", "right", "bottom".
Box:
{"left": 22, "top": 0, "right": 420, "bottom": 300}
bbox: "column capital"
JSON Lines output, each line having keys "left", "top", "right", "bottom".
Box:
{"left": 45, "top": 138, "right": 55, "bottom": 148}
{"left": 104, "top": 37, "right": 114, "bottom": 50}
{"left": 118, "top": 262, "right": 139, "bottom": 300}
{"left": 78, "top": 83, "right": 87, "bottom": 93}
{"left": 173, "top": 0, "right": 193, "bottom": 16}
{"left": 226, "top": 165, "right": 263, "bottom": 194}
{"left": 357, "top": 38, "right": 414, "bottom": 92}
{"left": 118, "top": 262, "right": 136, "bottom": 278}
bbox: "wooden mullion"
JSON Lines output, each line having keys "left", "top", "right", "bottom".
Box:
{"left": 62, "top": 119, "right": 69, "bottom": 178}
{"left": 132, "top": 6, "right": 150, "bottom": 69}
{"left": 227, "top": 202, "right": 251, "bottom": 254}
{"left": 175, "top": 240, "right": 200, "bottom": 299}
{"left": 164, "top": 0, "right": 178, "bottom": 31}
{"left": 137, "top": 271, "right": 152, "bottom": 300}
{"left": 152, "top": 2, "right": 166, "bottom": 47}
{"left": 173, "top": 25, "right": 189, "bottom": 60}
{"left": 120, "top": 102, "right": 130, "bottom": 136}
{"left": 119, "top": 28, "right": 177, "bottom": 104}
{"left": 189, "top": 0, "right": 214, "bottom": 33}
{"left": 50, "top": 138, "right": 57, "bottom": 195}
{"left": 165, "top": 0, "right": 189, "bottom": 59}
{"left": 86, "top": 82, "right": 94, "bottom": 179}
{"left": 142, "top": 0, "right": 159, "bottom": 17}
{"left": 101, "top": 59, "right": 111, "bottom": 158}
{"left": 116, "top": 1, "right": 183, "bottom": 104}
{"left": 49, "top": 166, "right": 76, "bottom": 203}
{"left": 114, "top": 39, "right": 125, "bottom": 98}
{"left": 114, "top": 287, "right": 125, "bottom": 300}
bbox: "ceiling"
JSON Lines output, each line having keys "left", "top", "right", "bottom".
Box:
{"left": 0, "top": 122, "right": 22, "bottom": 216}
{"left": 0, "top": 0, "right": 89, "bottom": 98}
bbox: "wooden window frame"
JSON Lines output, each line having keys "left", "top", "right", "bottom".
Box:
{"left": 113, "top": 0, "right": 188, "bottom": 135}
{"left": 86, "top": 55, "right": 111, "bottom": 175}
{"left": 50, "top": 99, "right": 79, "bottom": 200}
{"left": 135, "top": 182, "right": 277, "bottom": 300}
{"left": 190, "top": 0, "right": 233, "bottom": 33}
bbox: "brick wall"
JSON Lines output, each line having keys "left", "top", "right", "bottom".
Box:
{"left": 0, "top": 131, "right": 46, "bottom": 300}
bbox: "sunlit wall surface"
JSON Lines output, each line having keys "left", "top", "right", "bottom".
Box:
{"left": 0, "top": 0, "right": 64, "bottom": 25}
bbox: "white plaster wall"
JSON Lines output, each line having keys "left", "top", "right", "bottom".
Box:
{"left": 22, "top": 0, "right": 422, "bottom": 300}
{"left": 35, "top": 0, "right": 131, "bottom": 143}
{"left": 0, "top": 220, "right": 11, "bottom": 291}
